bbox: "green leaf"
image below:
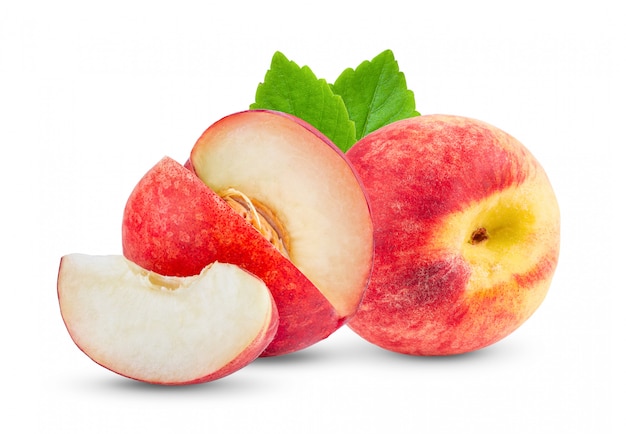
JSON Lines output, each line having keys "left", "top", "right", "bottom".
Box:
{"left": 250, "top": 52, "right": 356, "bottom": 152}
{"left": 331, "top": 49, "right": 420, "bottom": 142}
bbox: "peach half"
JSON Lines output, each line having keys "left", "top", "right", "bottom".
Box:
{"left": 123, "top": 110, "right": 374, "bottom": 356}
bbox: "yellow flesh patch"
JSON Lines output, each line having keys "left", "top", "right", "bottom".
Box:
{"left": 434, "top": 174, "right": 559, "bottom": 294}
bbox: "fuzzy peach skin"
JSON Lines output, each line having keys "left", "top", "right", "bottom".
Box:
{"left": 346, "top": 114, "right": 560, "bottom": 355}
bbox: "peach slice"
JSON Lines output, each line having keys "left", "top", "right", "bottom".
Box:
{"left": 58, "top": 254, "right": 278, "bottom": 385}
{"left": 122, "top": 156, "right": 338, "bottom": 356}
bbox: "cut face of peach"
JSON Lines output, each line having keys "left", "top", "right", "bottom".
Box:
{"left": 189, "top": 110, "right": 374, "bottom": 320}
{"left": 58, "top": 254, "right": 277, "bottom": 385}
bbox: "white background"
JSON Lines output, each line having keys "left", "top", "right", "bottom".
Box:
{"left": 2, "top": 1, "right": 623, "bottom": 432}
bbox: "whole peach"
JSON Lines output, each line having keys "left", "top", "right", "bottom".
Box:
{"left": 347, "top": 114, "right": 560, "bottom": 355}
